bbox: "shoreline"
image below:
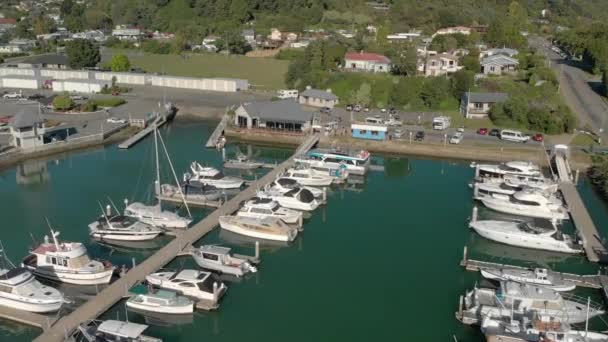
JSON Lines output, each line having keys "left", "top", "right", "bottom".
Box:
{"left": 224, "top": 128, "right": 592, "bottom": 169}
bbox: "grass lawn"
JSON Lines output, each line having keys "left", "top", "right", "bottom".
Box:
{"left": 571, "top": 132, "right": 598, "bottom": 146}
{"left": 111, "top": 50, "right": 290, "bottom": 90}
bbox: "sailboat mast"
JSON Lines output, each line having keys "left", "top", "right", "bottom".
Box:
{"left": 154, "top": 122, "right": 161, "bottom": 206}
{"left": 585, "top": 296, "right": 590, "bottom": 337}
{"left": 157, "top": 129, "right": 192, "bottom": 218}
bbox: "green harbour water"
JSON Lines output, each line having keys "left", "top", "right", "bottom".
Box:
{"left": 1, "top": 118, "right": 608, "bottom": 341}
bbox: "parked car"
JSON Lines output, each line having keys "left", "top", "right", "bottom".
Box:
{"left": 107, "top": 117, "right": 127, "bottom": 124}
{"left": 477, "top": 128, "right": 488, "bottom": 135}
{"left": 346, "top": 104, "right": 353, "bottom": 111}
{"left": 380, "top": 108, "right": 387, "bottom": 113}
{"left": 532, "top": 133, "right": 544, "bottom": 142}
{"left": 69, "top": 94, "right": 87, "bottom": 101}
{"left": 3, "top": 92, "right": 21, "bottom": 99}
{"left": 354, "top": 104, "right": 361, "bottom": 112}
{"left": 414, "top": 131, "right": 425, "bottom": 141}
{"left": 499, "top": 129, "right": 530, "bottom": 143}
{"left": 457, "top": 126, "right": 465, "bottom": 133}
{"left": 450, "top": 132, "right": 463, "bottom": 144}
{"left": 320, "top": 107, "right": 331, "bottom": 114}
{"left": 489, "top": 128, "right": 500, "bottom": 137}
{"left": 28, "top": 94, "right": 44, "bottom": 100}
{"left": 363, "top": 107, "right": 370, "bottom": 112}
{"left": 393, "top": 128, "right": 405, "bottom": 139}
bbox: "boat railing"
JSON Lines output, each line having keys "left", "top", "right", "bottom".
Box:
{"left": 561, "top": 293, "right": 603, "bottom": 310}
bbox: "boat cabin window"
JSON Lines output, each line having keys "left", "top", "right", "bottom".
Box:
{"left": 251, "top": 208, "right": 271, "bottom": 214}
{"left": 204, "top": 172, "right": 224, "bottom": 180}
{"left": 170, "top": 278, "right": 184, "bottom": 283}
{"left": 202, "top": 253, "right": 219, "bottom": 261}
{"left": 293, "top": 173, "right": 309, "bottom": 178}
{"left": 0, "top": 284, "right": 11, "bottom": 293}
{"left": 271, "top": 204, "right": 281, "bottom": 212}
{"left": 517, "top": 223, "right": 547, "bottom": 235}
{"left": 179, "top": 282, "right": 196, "bottom": 288}
{"left": 512, "top": 198, "right": 540, "bottom": 206}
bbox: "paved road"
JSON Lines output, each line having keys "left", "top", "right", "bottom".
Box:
{"left": 529, "top": 36, "right": 608, "bottom": 137}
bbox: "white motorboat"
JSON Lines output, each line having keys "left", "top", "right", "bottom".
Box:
{"left": 474, "top": 161, "right": 542, "bottom": 178}
{"left": 474, "top": 188, "right": 569, "bottom": 220}
{"left": 503, "top": 174, "right": 558, "bottom": 192}
{"left": 191, "top": 245, "right": 257, "bottom": 277}
{"left": 160, "top": 181, "right": 223, "bottom": 202}
{"left": 469, "top": 217, "right": 582, "bottom": 254}
{"left": 127, "top": 287, "right": 194, "bottom": 314}
{"left": 22, "top": 229, "right": 114, "bottom": 285}
{"left": 223, "top": 154, "right": 264, "bottom": 170}
{"left": 74, "top": 319, "right": 162, "bottom": 342}
{"left": 89, "top": 206, "right": 164, "bottom": 241}
{"left": 125, "top": 127, "right": 193, "bottom": 229}
{"left": 0, "top": 247, "right": 64, "bottom": 313}
{"left": 237, "top": 197, "right": 302, "bottom": 225}
{"left": 295, "top": 148, "right": 370, "bottom": 175}
{"left": 281, "top": 167, "right": 335, "bottom": 187}
{"left": 475, "top": 181, "right": 521, "bottom": 196}
{"left": 481, "top": 313, "right": 608, "bottom": 342}
{"left": 459, "top": 281, "right": 604, "bottom": 325}
{"left": 266, "top": 178, "right": 325, "bottom": 199}
{"left": 187, "top": 163, "right": 244, "bottom": 189}
{"left": 480, "top": 267, "right": 576, "bottom": 292}
{"left": 219, "top": 216, "right": 299, "bottom": 242}
{"left": 257, "top": 187, "right": 320, "bottom": 211}
{"left": 145, "top": 269, "right": 227, "bottom": 304}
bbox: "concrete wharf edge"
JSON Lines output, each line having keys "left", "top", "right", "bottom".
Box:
{"left": 0, "top": 304, "right": 57, "bottom": 330}
{"left": 118, "top": 116, "right": 167, "bottom": 149}
{"left": 560, "top": 182, "right": 607, "bottom": 263}
{"left": 33, "top": 134, "right": 319, "bottom": 342}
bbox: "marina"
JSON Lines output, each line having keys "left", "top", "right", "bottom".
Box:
{"left": 1, "top": 119, "right": 608, "bottom": 342}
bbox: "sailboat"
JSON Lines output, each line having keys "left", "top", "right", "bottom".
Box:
{"left": 125, "top": 119, "right": 193, "bottom": 229}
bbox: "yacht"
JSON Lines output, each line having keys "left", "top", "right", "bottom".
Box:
{"left": 145, "top": 269, "right": 227, "bottom": 304}
{"left": 480, "top": 267, "right": 576, "bottom": 292}
{"left": 89, "top": 206, "right": 164, "bottom": 241}
{"left": 237, "top": 197, "right": 303, "bottom": 225}
{"left": 459, "top": 281, "right": 604, "bottom": 325}
{"left": 125, "top": 127, "right": 192, "bottom": 229}
{"left": 281, "top": 167, "right": 335, "bottom": 187}
{"left": 295, "top": 148, "right": 371, "bottom": 176}
{"left": 266, "top": 178, "right": 325, "bottom": 199}
{"left": 223, "top": 154, "right": 264, "bottom": 170}
{"left": 474, "top": 188, "right": 569, "bottom": 220}
{"left": 474, "top": 161, "right": 542, "bottom": 178}
{"left": 191, "top": 245, "right": 258, "bottom": 277}
{"left": 257, "top": 187, "right": 320, "bottom": 211}
{"left": 127, "top": 287, "right": 194, "bottom": 314}
{"left": 219, "top": 216, "right": 299, "bottom": 242}
{"left": 481, "top": 313, "right": 608, "bottom": 342}
{"left": 159, "top": 180, "right": 223, "bottom": 202}
{"left": 469, "top": 216, "right": 581, "bottom": 254}
{"left": 0, "top": 247, "right": 64, "bottom": 313}
{"left": 473, "top": 176, "right": 558, "bottom": 196}
{"left": 503, "top": 174, "right": 558, "bottom": 192}
{"left": 187, "top": 163, "right": 244, "bottom": 189}
{"left": 73, "top": 319, "right": 162, "bottom": 342}
{"left": 22, "top": 230, "right": 114, "bottom": 285}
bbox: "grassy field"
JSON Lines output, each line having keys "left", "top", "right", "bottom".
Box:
{"left": 108, "top": 50, "right": 290, "bottom": 90}
{"left": 571, "top": 132, "right": 599, "bottom": 146}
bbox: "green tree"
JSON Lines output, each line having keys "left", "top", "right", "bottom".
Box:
{"left": 351, "top": 82, "right": 371, "bottom": 105}
{"left": 429, "top": 35, "right": 458, "bottom": 52}
{"left": 33, "top": 15, "right": 56, "bottom": 35}
{"left": 229, "top": 0, "right": 251, "bottom": 23}
{"left": 451, "top": 70, "right": 474, "bottom": 99}
{"left": 110, "top": 54, "right": 131, "bottom": 72}
{"left": 53, "top": 94, "right": 74, "bottom": 111}
{"left": 66, "top": 39, "right": 100, "bottom": 69}
{"left": 420, "top": 77, "right": 449, "bottom": 108}
{"left": 387, "top": 42, "right": 417, "bottom": 76}
{"left": 603, "top": 69, "right": 608, "bottom": 97}
{"left": 461, "top": 53, "right": 481, "bottom": 72}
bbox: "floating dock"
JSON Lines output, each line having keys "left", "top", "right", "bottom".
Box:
{"left": 156, "top": 194, "right": 223, "bottom": 209}
{"left": 205, "top": 115, "right": 229, "bottom": 148}
{"left": 0, "top": 304, "right": 57, "bottom": 330}
{"left": 33, "top": 134, "right": 320, "bottom": 342}
{"left": 118, "top": 116, "right": 167, "bottom": 149}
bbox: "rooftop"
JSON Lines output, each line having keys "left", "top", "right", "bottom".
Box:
{"left": 345, "top": 52, "right": 391, "bottom": 64}
{"left": 9, "top": 108, "right": 44, "bottom": 129}
{"left": 463, "top": 92, "right": 509, "bottom": 103}
{"left": 19, "top": 54, "right": 69, "bottom": 66}
{"left": 481, "top": 54, "right": 519, "bottom": 66}
{"left": 241, "top": 99, "right": 314, "bottom": 123}
{"left": 300, "top": 88, "right": 338, "bottom": 101}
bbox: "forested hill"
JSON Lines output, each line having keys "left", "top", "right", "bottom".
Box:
{"left": 61, "top": 0, "right": 608, "bottom": 40}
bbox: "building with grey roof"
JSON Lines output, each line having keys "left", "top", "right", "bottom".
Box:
{"left": 234, "top": 99, "right": 314, "bottom": 131}
{"left": 460, "top": 91, "right": 509, "bottom": 119}
{"left": 298, "top": 86, "right": 339, "bottom": 109}
{"left": 17, "top": 54, "right": 69, "bottom": 69}
{"left": 481, "top": 54, "right": 519, "bottom": 75}
{"left": 9, "top": 108, "right": 47, "bottom": 149}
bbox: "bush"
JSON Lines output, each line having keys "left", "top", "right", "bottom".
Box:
{"left": 52, "top": 95, "right": 74, "bottom": 111}
{"left": 276, "top": 49, "right": 305, "bottom": 61}
{"left": 92, "top": 98, "right": 126, "bottom": 107}
{"left": 142, "top": 40, "right": 173, "bottom": 54}
{"left": 81, "top": 101, "right": 98, "bottom": 112}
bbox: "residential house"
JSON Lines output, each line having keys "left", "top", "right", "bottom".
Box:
{"left": 450, "top": 48, "right": 470, "bottom": 57}
{"left": 460, "top": 91, "right": 509, "bottom": 119}
{"left": 336, "top": 30, "right": 354, "bottom": 39}
{"left": 9, "top": 38, "right": 36, "bottom": 51}
{"left": 72, "top": 30, "right": 106, "bottom": 42}
{"left": 151, "top": 31, "right": 175, "bottom": 41}
{"left": 242, "top": 29, "right": 255, "bottom": 46}
{"left": 0, "top": 18, "right": 16, "bottom": 31}
{"left": 481, "top": 54, "right": 519, "bottom": 75}
{"left": 432, "top": 26, "right": 471, "bottom": 37}
{"left": 386, "top": 31, "right": 421, "bottom": 42}
{"left": 269, "top": 28, "right": 282, "bottom": 41}
{"left": 282, "top": 32, "right": 298, "bottom": 41}
{"left": 344, "top": 52, "right": 392, "bottom": 73}
{"left": 234, "top": 99, "right": 313, "bottom": 132}
{"left": 424, "top": 53, "right": 462, "bottom": 76}
{"left": 299, "top": 87, "right": 339, "bottom": 109}
{"left": 201, "top": 36, "right": 219, "bottom": 52}
{"left": 351, "top": 122, "right": 387, "bottom": 141}
{"left": 112, "top": 25, "right": 142, "bottom": 41}
{"left": 480, "top": 48, "right": 519, "bottom": 58}
{"left": 0, "top": 44, "right": 24, "bottom": 53}
{"left": 9, "top": 108, "right": 47, "bottom": 149}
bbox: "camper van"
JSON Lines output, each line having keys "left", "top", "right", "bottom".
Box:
{"left": 432, "top": 116, "right": 451, "bottom": 130}
{"left": 499, "top": 129, "right": 530, "bottom": 143}
{"left": 277, "top": 89, "right": 299, "bottom": 99}
{"left": 365, "top": 117, "right": 384, "bottom": 125}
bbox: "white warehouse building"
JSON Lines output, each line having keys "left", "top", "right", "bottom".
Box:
{"left": 52, "top": 78, "right": 111, "bottom": 93}
{"left": 0, "top": 75, "right": 49, "bottom": 89}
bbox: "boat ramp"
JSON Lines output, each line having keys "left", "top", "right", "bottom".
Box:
{"left": 31, "top": 134, "right": 319, "bottom": 342}
{"left": 118, "top": 115, "right": 167, "bottom": 149}
{"left": 553, "top": 145, "right": 608, "bottom": 263}
{"left": 205, "top": 115, "right": 229, "bottom": 148}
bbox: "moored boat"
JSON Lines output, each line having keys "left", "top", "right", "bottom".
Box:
{"left": 127, "top": 286, "right": 194, "bottom": 314}
{"left": 72, "top": 319, "right": 162, "bottom": 342}
{"left": 89, "top": 206, "right": 164, "bottom": 242}
{"left": 187, "top": 163, "right": 244, "bottom": 189}
{"left": 474, "top": 188, "right": 569, "bottom": 220}
{"left": 281, "top": 167, "right": 335, "bottom": 187}
{"left": 295, "top": 148, "right": 370, "bottom": 175}
{"left": 480, "top": 267, "right": 576, "bottom": 292}
{"left": 219, "top": 215, "right": 298, "bottom": 242}
{"left": 192, "top": 245, "right": 257, "bottom": 277}
{"left": 145, "top": 269, "right": 227, "bottom": 305}
{"left": 237, "top": 197, "right": 302, "bottom": 225}
{"left": 473, "top": 161, "right": 542, "bottom": 178}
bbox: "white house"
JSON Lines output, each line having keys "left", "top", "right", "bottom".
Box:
{"left": 386, "top": 31, "right": 421, "bottom": 42}
{"left": 432, "top": 26, "right": 471, "bottom": 37}
{"left": 480, "top": 48, "right": 519, "bottom": 58}
{"left": 460, "top": 92, "right": 509, "bottom": 119}
{"left": 112, "top": 25, "right": 142, "bottom": 41}
{"left": 72, "top": 30, "right": 106, "bottom": 42}
{"left": 481, "top": 55, "right": 519, "bottom": 75}
{"left": 424, "top": 53, "right": 462, "bottom": 76}
{"left": 298, "top": 87, "right": 339, "bottom": 109}
{"left": 344, "top": 52, "right": 392, "bottom": 73}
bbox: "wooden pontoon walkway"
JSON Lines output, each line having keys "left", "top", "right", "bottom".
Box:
{"left": 205, "top": 115, "right": 229, "bottom": 148}
{"left": 0, "top": 304, "right": 58, "bottom": 330}
{"left": 33, "top": 134, "right": 319, "bottom": 342}
{"left": 118, "top": 116, "right": 167, "bottom": 149}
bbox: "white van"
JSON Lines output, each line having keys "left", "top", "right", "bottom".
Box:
{"left": 277, "top": 89, "right": 299, "bottom": 99}
{"left": 499, "top": 129, "right": 530, "bottom": 143}
{"left": 432, "top": 116, "right": 451, "bottom": 130}
{"left": 365, "top": 117, "right": 384, "bottom": 125}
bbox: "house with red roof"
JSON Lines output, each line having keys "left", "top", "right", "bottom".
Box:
{"left": 344, "top": 51, "right": 392, "bottom": 73}
{"left": 0, "top": 18, "right": 17, "bottom": 31}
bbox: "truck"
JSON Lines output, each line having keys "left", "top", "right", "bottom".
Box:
{"left": 432, "top": 116, "right": 451, "bottom": 130}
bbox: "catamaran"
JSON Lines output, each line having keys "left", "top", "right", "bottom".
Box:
{"left": 125, "top": 123, "right": 192, "bottom": 229}
{"left": 295, "top": 148, "right": 371, "bottom": 176}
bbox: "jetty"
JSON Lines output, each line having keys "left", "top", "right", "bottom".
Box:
{"left": 118, "top": 116, "right": 167, "bottom": 149}
{"left": 206, "top": 115, "right": 229, "bottom": 148}
{"left": 0, "top": 305, "right": 57, "bottom": 330}
{"left": 553, "top": 145, "right": 607, "bottom": 263}
{"left": 32, "top": 134, "right": 319, "bottom": 342}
